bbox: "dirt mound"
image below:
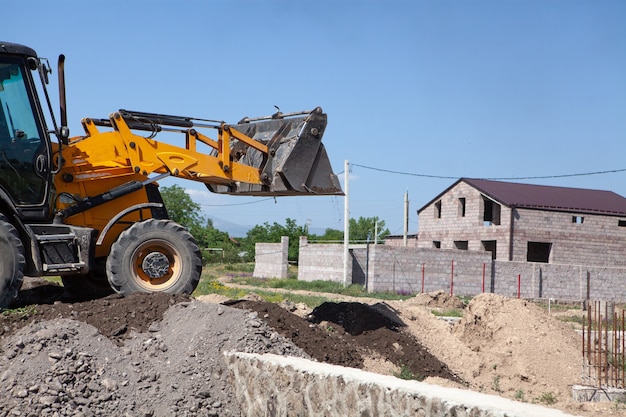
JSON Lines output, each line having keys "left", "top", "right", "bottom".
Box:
{"left": 407, "top": 289, "right": 466, "bottom": 309}
{"left": 0, "top": 281, "right": 191, "bottom": 344}
{"left": 452, "top": 293, "right": 581, "bottom": 401}
{"left": 226, "top": 299, "right": 462, "bottom": 384}
{"left": 309, "top": 301, "right": 400, "bottom": 335}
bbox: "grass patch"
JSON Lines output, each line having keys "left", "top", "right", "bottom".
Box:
{"left": 2, "top": 305, "right": 37, "bottom": 317}
{"left": 431, "top": 308, "right": 463, "bottom": 318}
{"left": 534, "top": 300, "right": 582, "bottom": 314}
{"left": 193, "top": 262, "right": 414, "bottom": 307}
{"left": 193, "top": 263, "right": 330, "bottom": 308}
{"left": 535, "top": 391, "right": 557, "bottom": 405}
{"left": 44, "top": 276, "right": 63, "bottom": 285}
{"left": 394, "top": 362, "right": 424, "bottom": 381}
{"left": 224, "top": 263, "right": 254, "bottom": 273}
{"left": 228, "top": 273, "right": 414, "bottom": 301}
{"left": 556, "top": 315, "right": 585, "bottom": 325}
{"left": 492, "top": 376, "right": 502, "bottom": 393}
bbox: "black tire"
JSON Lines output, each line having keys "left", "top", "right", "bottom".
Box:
{"left": 0, "top": 214, "right": 25, "bottom": 310}
{"left": 62, "top": 258, "right": 115, "bottom": 300}
{"left": 106, "top": 219, "right": 202, "bottom": 295}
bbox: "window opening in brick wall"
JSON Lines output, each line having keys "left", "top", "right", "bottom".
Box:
{"left": 433, "top": 241, "right": 441, "bottom": 249}
{"left": 435, "top": 200, "right": 442, "bottom": 219}
{"left": 454, "top": 240, "right": 468, "bottom": 250}
{"left": 572, "top": 216, "right": 584, "bottom": 224}
{"left": 458, "top": 197, "right": 466, "bottom": 217}
{"left": 527, "top": 241, "right": 551, "bottom": 263}
{"left": 619, "top": 220, "right": 626, "bottom": 227}
{"left": 482, "top": 240, "right": 497, "bottom": 260}
{"left": 482, "top": 196, "right": 501, "bottom": 226}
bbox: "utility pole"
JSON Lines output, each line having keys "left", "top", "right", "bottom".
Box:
{"left": 343, "top": 160, "right": 350, "bottom": 287}
{"left": 374, "top": 220, "right": 379, "bottom": 245}
{"left": 403, "top": 190, "right": 409, "bottom": 247}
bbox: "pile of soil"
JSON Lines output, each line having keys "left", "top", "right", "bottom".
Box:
{"left": 409, "top": 289, "right": 466, "bottom": 309}
{"left": 0, "top": 278, "right": 623, "bottom": 417}
{"left": 225, "top": 300, "right": 462, "bottom": 384}
{"left": 0, "top": 280, "right": 306, "bottom": 416}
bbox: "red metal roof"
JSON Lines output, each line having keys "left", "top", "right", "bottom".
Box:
{"left": 462, "top": 178, "right": 626, "bottom": 216}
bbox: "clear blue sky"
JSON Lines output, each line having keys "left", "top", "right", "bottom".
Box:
{"left": 6, "top": 0, "right": 625, "bottom": 236}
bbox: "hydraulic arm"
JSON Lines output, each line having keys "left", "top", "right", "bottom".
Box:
{"left": 61, "top": 107, "right": 342, "bottom": 198}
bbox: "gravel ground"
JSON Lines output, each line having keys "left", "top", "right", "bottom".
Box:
{"left": 0, "top": 292, "right": 306, "bottom": 417}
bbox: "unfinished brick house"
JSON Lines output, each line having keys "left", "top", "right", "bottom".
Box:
{"left": 417, "top": 178, "right": 626, "bottom": 267}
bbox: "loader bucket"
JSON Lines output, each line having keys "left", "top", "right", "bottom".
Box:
{"left": 206, "top": 107, "right": 343, "bottom": 196}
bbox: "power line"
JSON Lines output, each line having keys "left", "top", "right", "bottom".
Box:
{"left": 350, "top": 163, "right": 626, "bottom": 181}
{"left": 199, "top": 197, "right": 274, "bottom": 207}
{"left": 194, "top": 164, "right": 625, "bottom": 208}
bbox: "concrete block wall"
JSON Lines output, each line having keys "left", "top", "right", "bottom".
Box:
{"left": 253, "top": 236, "right": 288, "bottom": 279}
{"left": 418, "top": 181, "right": 512, "bottom": 258}
{"left": 298, "top": 236, "right": 348, "bottom": 283}
{"left": 224, "top": 351, "right": 580, "bottom": 417}
{"left": 494, "top": 261, "right": 626, "bottom": 301}
{"left": 512, "top": 208, "right": 626, "bottom": 267}
{"left": 383, "top": 235, "right": 419, "bottom": 247}
{"left": 295, "top": 242, "right": 626, "bottom": 301}
{"left": 353, "top": 245, "right": 493, "bottom": 295}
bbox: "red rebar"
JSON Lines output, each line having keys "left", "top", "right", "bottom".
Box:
{"left": 421, "top": 263, "right": 425, "bottom": 294}
{"left": 613, "top": 310, "right": 617, "bottom": 387}
{"left": 517, "top": 274, "right": 521, "bottom": 299}
{"left": 450, "top": 260, "right": 454, "bottom": 296}
{"left": 595, "top": 301, "right": 600, "bottom": 385}
{"left": 582, "top": 306, "right": 586, "bottom": 378}
{"left": 605, "top": 302, "right": 609, "bottom": 386}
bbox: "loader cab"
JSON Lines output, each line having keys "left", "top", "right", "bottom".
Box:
{"left": 0, "top": 42, "right": 53, "bottom": 221}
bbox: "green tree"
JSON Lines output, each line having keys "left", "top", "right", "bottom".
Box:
{"left": 349, "top": 216, "right": 389, "bottom": 242}
{"left": 243, "top": 218, "right": 307, "bottom": 262}
{"left": 309, "top": 217, "right": 390, "bottom": 243}
{"left": 160, "top": 184, "right": 204, "bottom": 232}
{"left": 312, "top": 228, "right": 344, "bottom": 242}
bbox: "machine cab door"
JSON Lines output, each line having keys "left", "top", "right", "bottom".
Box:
{"left": 0, "top": 54, "right": 51, "bottom": 219}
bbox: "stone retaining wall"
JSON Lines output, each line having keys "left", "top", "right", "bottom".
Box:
{"left": 224, "top": 351, "right": 581, "bottom": 417}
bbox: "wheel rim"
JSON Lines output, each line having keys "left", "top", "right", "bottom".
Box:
{"left": 130, "top": 239, "right": 182, "bottom": 291}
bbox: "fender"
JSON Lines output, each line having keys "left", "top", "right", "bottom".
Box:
{"left": 96, "top": 202, "right": 165, "bottom": 246}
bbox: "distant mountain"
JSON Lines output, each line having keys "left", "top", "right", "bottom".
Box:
{"left": 208, "top": 217, "right": 329, "bottom": 238}
{"left": 208, "top": 217, "right": 251, "bottom": 238}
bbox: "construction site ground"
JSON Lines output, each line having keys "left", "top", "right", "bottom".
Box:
{"left": 0, "top": 276, "right": 623, "bottom": 416}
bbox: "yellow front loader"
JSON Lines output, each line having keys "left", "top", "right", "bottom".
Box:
{"left": 0, "top": 41, "right": 342, "bottom": 308}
